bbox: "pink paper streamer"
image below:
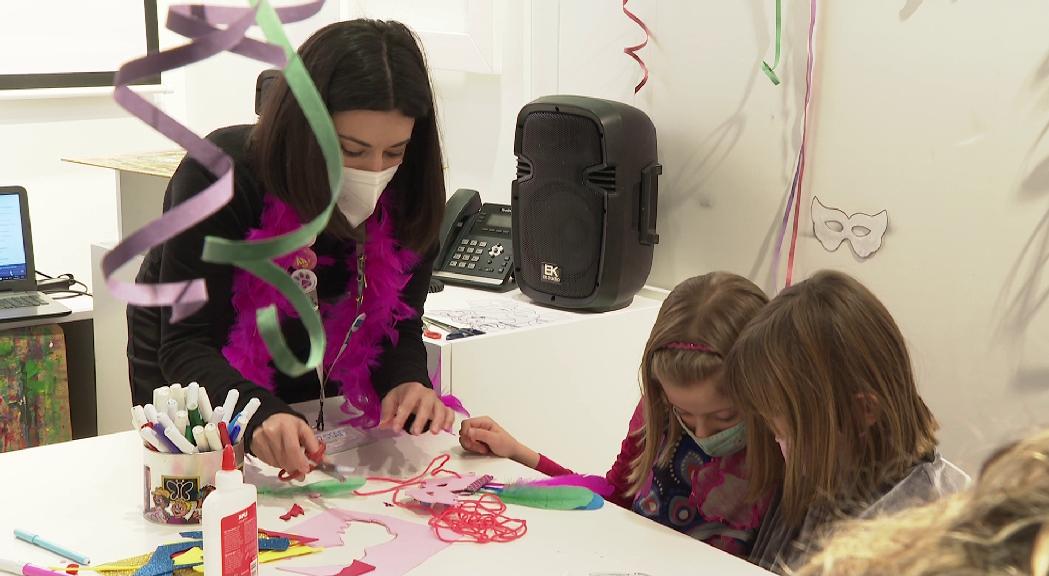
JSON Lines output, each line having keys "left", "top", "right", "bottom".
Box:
{"left": 283, "top": 510, "right": 450, "bottom": 576}
{"left": 103, "top": 1, "right": 324, "bottom": 322}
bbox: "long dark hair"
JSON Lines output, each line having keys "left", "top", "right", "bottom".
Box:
{"left": 252, "top": 19, "right": 444, "bottom": 252}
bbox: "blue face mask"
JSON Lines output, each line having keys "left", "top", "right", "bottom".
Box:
{"left": 674, "top": 410, "right": 746, "bottom": 458}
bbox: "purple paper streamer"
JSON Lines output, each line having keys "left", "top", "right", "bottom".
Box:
{"left": 102, "top": 1, "right": 323, "bottom": 322}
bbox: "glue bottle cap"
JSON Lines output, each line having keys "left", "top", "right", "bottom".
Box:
{"left": 222, "top": 444, "right": 236, "bottom": 471}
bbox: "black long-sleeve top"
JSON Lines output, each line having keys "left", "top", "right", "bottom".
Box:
{"left": 127, "top": 125, "right": 436, "bottom": 450}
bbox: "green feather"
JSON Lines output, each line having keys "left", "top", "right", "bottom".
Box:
{"left": 494, "top": 485, "right": 597, "bottom": 510}
{"left": 258, "top": 476, "right": 366, "bottom": 498}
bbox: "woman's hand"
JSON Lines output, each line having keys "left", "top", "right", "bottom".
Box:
{"left": 378, "top": 381, "right": 455, "bottom": 435}
{"left": 250, "top": 413, "right": 322, "bottom": 480}
{"left": 459, "top": 416, "right": 539, "bottom": 467}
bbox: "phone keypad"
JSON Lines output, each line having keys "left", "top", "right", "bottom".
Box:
{"left": 444, "top": 236, "right": 513, "bottom": 280}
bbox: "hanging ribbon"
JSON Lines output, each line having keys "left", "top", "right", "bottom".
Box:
{"left": 769, "top": 0, "right": 818, "bottom": 289}
{"left": 104, "top": 0, "right": 339, "bottom": 377}
{"left": 622, "top": 0, "right": 651, "bottom": 93}
{"left": 761, "top": 0, "right": 783, "bottom": 85}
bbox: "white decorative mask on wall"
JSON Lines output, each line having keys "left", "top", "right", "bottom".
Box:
{"left": 810, "top": 196, "right": 888, "bottom": 258}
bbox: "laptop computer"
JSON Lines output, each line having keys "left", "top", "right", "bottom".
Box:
{"left": 0, "top": 186, "right": 70, "bottom": 322}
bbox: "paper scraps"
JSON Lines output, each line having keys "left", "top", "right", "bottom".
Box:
{"left": 282, "top": 503, "right": 307, "bottom": 521}
{"left": 405, "top": 474, "right": 482, "bottom": 506}
{"left": 280, "top": 560, "right": 376, "bottom": 576}
{"left": 86, "top": 534, "right": 311, "bottom": 575}
{"left": 810, "top": 197, "right": 888, "bottom": 258}
{"left": 283, "top": 509, "right": 451, "bottom": 576}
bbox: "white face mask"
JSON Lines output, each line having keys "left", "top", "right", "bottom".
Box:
{"left": 337, "top": 164, "right": 399, "bottom": 227}
{"left": 811, "top": 196, "right": 888, "bottom": 258}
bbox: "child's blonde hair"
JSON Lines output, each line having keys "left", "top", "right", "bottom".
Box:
{"left": 725, "top": 270, "right": 939, "bottom": 529}
{"left": 628, "top": 272, "right": 768, "bottom": 495}
{"left": 795, "top": 428, "right": 1049, "bottom": 576}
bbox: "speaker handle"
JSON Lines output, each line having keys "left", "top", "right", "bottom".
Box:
{"left": 639, "top": 163, "right": 662, "bottom": 245}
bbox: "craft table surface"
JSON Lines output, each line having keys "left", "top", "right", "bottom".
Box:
{"left": 0, "top": 431, "right": 772, "bottom": 575}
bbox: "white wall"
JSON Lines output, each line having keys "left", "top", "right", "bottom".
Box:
{"left": 15, "top": 1, "right": 1048, "bottom": 473}
{"left": 503, "top": 0, "right": 1049, "bottom": 473}
{"left": 0, "top": 1, "right": 340, "bottom": 291}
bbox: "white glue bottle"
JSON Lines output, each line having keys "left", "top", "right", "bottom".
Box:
{"left": 203, "top": 444, "right": 259, "bottom": 575}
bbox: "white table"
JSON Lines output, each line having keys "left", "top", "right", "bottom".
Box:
{"left": 423, "top": 286, "right": 662, "bottom": 475}
{"left": 0, "top": 431, "right": 772, "bottom": 575}
{"left": 0, "top": 294, "right": 96, "bottom": 439}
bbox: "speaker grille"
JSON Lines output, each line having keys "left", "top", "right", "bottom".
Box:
{"left": 517, "top": 112, "right": 605, "bottom": 298}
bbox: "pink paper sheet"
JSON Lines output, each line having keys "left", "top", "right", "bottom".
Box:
{"left": 281, "top": 509, "right": 450, "bottom": 576}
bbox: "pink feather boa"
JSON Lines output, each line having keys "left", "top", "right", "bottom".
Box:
{"left": 222, "top": 191, "right": 419, "bottom": 428}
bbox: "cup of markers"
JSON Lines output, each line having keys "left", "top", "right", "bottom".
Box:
{"left": 132, "top": 383, "right": 259, "bottom": 525}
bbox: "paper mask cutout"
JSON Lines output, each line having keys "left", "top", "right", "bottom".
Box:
{"left": 283, "top": 509, "right": 450, "bottom": 576}
{"left": 811, "top": 197, "right": 888, "bottom": 258}
{"left": 405, "top": 474, "right": 482, "bottom": 506}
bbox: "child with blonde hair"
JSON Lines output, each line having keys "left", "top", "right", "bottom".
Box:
{"left": 796, "top": 427, "right": 1049, "bottom": 576}
{"left": 460, "top": 272, "right": 770, "bottom": 555}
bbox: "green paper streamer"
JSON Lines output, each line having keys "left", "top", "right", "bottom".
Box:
{"left": 493, "top": 485, "right": 597, "bottom": 510}
{"left": 762, "top": 0, "right": 783, "bottom": 85}
{"left": 258, "top": 476, "right": 367, "bottom": 498}
{"left": 200, "top": 0, "right": 343, "bottom": 376}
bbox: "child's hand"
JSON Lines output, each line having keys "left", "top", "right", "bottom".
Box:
{"left": 459, "top": 417, "right": 539, "bottom": 467}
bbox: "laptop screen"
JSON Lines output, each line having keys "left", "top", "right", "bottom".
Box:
{"left": 0, "top": 192, "right": 28, "bottom": 281}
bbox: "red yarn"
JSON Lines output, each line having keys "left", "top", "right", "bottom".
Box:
{"left": 355, "top": 453, "right": 527, "bottom": 544}
{"left": 354, "top": 454, "right": 460, "bottom": 497}
{"left": 428, "top": 493, "right": 527, "bottom": 544}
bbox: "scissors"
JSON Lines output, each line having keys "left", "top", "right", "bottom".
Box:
{"left": 277, "top": 441, "right": 350, "bottom": 482}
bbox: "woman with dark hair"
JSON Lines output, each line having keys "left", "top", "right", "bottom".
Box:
{"left": 128, "top": 20, "right": 451, "bottom": 477}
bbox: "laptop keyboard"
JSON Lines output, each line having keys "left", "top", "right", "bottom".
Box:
{"left": 0, "top": 293, "right": 48, "bottom": 309}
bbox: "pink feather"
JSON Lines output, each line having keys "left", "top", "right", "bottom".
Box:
{"left": 439, "top": 394, "right": 470, "bottom": 417}
{"left": 513, "top": 474, "right": 615, "bottom": 499}
{"left": 222, "top": 189, "right": 419, "bottom": 428}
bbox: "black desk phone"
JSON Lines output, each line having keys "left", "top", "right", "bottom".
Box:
{"left": 432, "top": 189, "right": 514, "bottom": 291}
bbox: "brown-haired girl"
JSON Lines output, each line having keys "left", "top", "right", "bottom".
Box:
{"left": 460, "top": 272, "right": 772, "bottom": 555}
{"left": 725, "top": 270, "right": 970, "bottom": 572}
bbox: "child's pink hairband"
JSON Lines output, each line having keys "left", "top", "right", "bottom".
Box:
{"left": 663, "top": 341, "right": 721, "bottom": 356}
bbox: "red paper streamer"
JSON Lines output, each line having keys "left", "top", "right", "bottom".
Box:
{"left": 770, "top": 0, "right": 819, "bottom": 289}
{"left": 622, "top": 0, "right": 651, "bottom": 93}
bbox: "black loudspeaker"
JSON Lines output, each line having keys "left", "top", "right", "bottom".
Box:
{"left": 512, "top": 95, "right": 660, "bottom": 312}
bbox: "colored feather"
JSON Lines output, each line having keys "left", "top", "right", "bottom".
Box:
{"left": 513, "top": 474, "right": 615, "bottom": 498}
{"left": 492, "top": 485, "right": 599, "bottom": 510}
{"left": 439, "top": 393, "right": 470, "bottom": 417}
{"left": 258, "top": 476, "right": 366, "bottom": 498}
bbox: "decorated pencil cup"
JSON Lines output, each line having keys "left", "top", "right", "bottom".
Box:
{"left": 142, "top": 443, "right": 244, "bottom": 524}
